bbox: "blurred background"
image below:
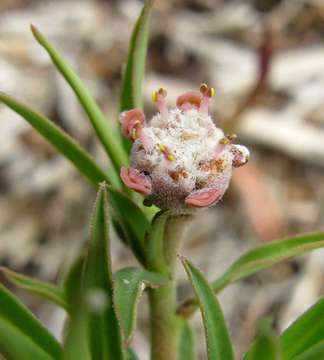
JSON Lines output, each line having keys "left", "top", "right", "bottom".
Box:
{"left": 1, "top": 0, "right": 324, "bottom": 358}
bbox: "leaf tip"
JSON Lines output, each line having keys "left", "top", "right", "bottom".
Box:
{"left": 98, "top": 180, "right": 108, "bottom": 190}
{"left": 178, "top": 254, "right": 190, "bottom": 269}
{"left": 30, "top": 24, "right": 42, "bottom": 42}
{"left": 0, "top": 91, "right": 8, "bottom": 100}
{"left": 30, "top": 24, "right": 37, "bottom": 35}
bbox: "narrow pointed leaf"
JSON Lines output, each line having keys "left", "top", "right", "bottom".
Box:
{"left": 127, "top": 349, "right": 139, "bottom": 360}
{"left": 113, "top": 267, "right": 167, "bottom": 344}
{"left": 62, "top": 257, "right": 91, "bottom": 360}
{"left": 82, "top": 183, "right": 124, "bottom": 360}
{"left": 178, "top": 232, "right": 324, "bottom": 317}
{"left": 1, "top": 267, "right": 67, "bottom": 310}
{"left": 120, "top": 0, "right": 154, "bottom": 152}
{"left": 0, "top": 285, "right": 62, "bottom": 359}
{"left": 0, "top": 93, "right": 151, "bottom": 265}
{"left": 31, "top": 25, "right": 128, "bottom": 173}
{"left": 0, "top": 92, "right": 110, "bottom": 186}
{"left": 61, "top": 255, "right": 84, "bottom": 308}
{"left": 212, "top": 233, "right": 324, "bottom": 294}
{"left": 181, "top": 258, "right": 234, "bottom": 360}
{"left": 280, "top": 298, "right": 324, "bottom": 359}
{"left": 244, "top": 318, "right": 281, "bottom": 360}
{"left": 120, "top": 0, "right": 153, "bottom": 112}
{"left": 294, "top": 340, "right": 324, "bottom": 360}
{"left": 63, "top": 305, "right": 91, "bottom": 360}
{"left": 178, "top": 319, "right": 196, "bottom": 360}
{"left": 0, "top": 317, "right": 53, "bottom": 360}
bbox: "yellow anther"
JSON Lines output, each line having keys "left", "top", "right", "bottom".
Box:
{"left": 200, "top": 83, "right": 215, "bottom": 98}
{"left": 158, "top": 87, "right": 167, "bottom": 97}
{"left": 130, "top": 120, "right": 141, "bottom": 140}
{"left": 208, "top": 87, "right": 215, "bottom": 97}
{"left": 152, "top": 90, "right": 158, "bottom": 103}
{"left": 219, "top": 134, "right": 237, "bottom": 145}
{"left": 152, "top": 88, "right": 167, "bottom": 103}
{"left": 219, "top": 137, "right": 230, "bottom": 145}
{"left": 227, "top": 133, "right": 237, "bottom": 141}
{"left": 200, "top": 83, "right": 208, "bottom": 94}
{"left": 159, "top": 143, "right": 175, "bottom": 161}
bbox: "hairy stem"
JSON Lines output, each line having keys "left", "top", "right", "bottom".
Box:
{"left": 148, "top": 281, "right": 179, "bottom": 360}
{"left": 147, "top": 211, "right": 192, "bottom": 360}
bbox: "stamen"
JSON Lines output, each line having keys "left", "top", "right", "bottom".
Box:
{"left": 215, "top": 134, "right": 237, "bottom": 156}
{"left": 151, "top": 90, "right": 158, "bottom": 103}
{"left": 219, "top": 134, "right": 237, "bottom": 145}
{"left": 200, "top": 83, "right": 208, "bottom": 94}
{"left": 208, "top": 87, "right": 215, "bottom": 97}
{"left": 199, "top": 83, "right": 215, "bottom": 115}
{"left": 152, "top": 87, "right": 168, "bottom": 118}
{"left": 130, "top": 120, "right": 141, "bottom": 140}
{"left": 159, "top": 143, "right": 175, "bottom": 161}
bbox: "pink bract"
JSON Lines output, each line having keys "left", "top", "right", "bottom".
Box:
{"left": 120, "top": 167, "right": 152, "bottom": 195}
{"left": 120, "top": 108, "right": 145, "bottom": 140}
{"left": 185, "top": 188, "right": 222, "bottom": 208}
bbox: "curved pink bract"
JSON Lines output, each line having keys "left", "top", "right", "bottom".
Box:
{"left": 120, "top": 167, "right": 152, "bottom": 195}
{"left": 120, "top": 108, "right": 145, "bottom": 141}
{"left": 176, "top": 91, "right": 202, "bottom": 111}
{"left": 185, "top": 188, "right": 221, "bottom": 208}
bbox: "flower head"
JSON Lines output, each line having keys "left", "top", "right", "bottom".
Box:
{"left": 120, "top": 84, "right": 249, "bottom": 209}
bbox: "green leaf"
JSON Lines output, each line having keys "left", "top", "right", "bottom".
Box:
{"left": 0, "top": 93, "right": 149, "bottom": 261}
{"left": 0, "top": 92, "right": 111, "bottom": 187}
{"left": 0, "top": 284, "right": 62, "bottom": 359}
{"left": 113, "top": 267, "right": 167, "bottom": 344}
{"left": 1, "top": 267, "right": 67, "bottom": 311}
{"left": 280, "top": 298, "right": 324, "bottom": 359}
{"left": 127, "top": 349, "right": 139, "bottom": 360}
{"left": 82, "top": 183, "right": 124, "bottom": 360}
{"left": 178, "top": 319, "right": 196, "bottom": 360}
{"left": 109, "top": 186, "right": 150, "bottom": 265}
{"left": 293, "top": 340, "right": 324, "bottom": 360}
{"left": 120, "top": 0, "right": 153, "bottom": 112}
{"left": 0, "top": 317, "right": 53, "bottom": 360}
{"left": 212, "top": 232, "right": 324, "bottom": 294}
{"left": 63, "top": 303, "right": 91, "bottom": 360}
{"left": 31, "top": 25, "right": 128, "bottom": 173}
{"left": 61, "top": 255, "right": 84, "bottom": 308}
{"left": 244, "top": 318, "right": 281, "bottom": 360}
{"left": 178, "top": 232, "right": 324, "bottom": 317}
{"left": 181, "top": 257, "right": 235, "bottom": 360}
{"left": 120, "top": 0, "right": 154, "bottom": 153}
{"left": 62, "top": 257, "right": 91, "bottom": 360}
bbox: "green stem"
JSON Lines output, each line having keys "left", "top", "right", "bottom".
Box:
{"left": 148, "top": 281, "right": 179, "bottom": 360}
{"left": 147, "top": 211, "right": 192, "bottom": 360}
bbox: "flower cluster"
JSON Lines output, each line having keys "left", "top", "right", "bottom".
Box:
{"left": 120, "top": 84, "right": 249, "bottom": 209}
